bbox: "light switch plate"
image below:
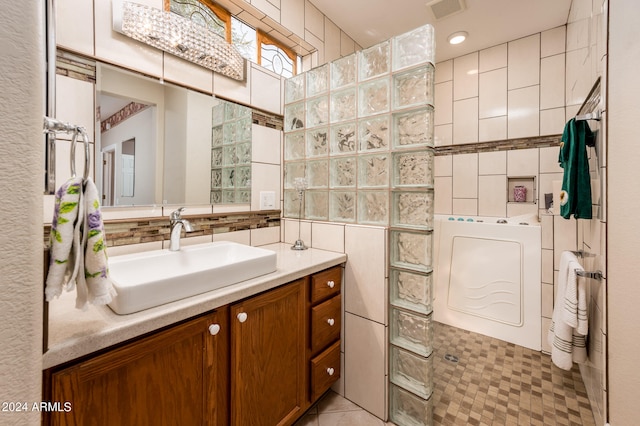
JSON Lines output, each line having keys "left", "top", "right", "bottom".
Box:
{"left": 260, "top": 191, "right": 276, "bottom": 209}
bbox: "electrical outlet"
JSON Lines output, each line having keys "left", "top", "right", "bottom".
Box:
{"left": 259, "top": 191, "right": 276, "bottom": 210}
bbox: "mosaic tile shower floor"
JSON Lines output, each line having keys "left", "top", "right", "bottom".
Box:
{"left": 295, "top": 322, "right": 595, "bottom": 426}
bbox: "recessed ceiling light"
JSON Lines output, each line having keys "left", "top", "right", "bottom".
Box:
{"left": 447, "top": 31, "right": 468, "bottom": 45}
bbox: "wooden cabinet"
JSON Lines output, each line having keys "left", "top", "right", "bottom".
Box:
{"left": 308, "top": 265, "right": 342, "bottom": 401}
{"left": 230, "top": 279, "right": 307, "bottom": 426}
{"left": 44, "top": 307, "right": 229, "bottom": 426}
{"left": 43, "top": 265, "right": 343, "bottom": 426}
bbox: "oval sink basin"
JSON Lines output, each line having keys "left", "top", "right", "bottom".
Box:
{"left": 108, "top": 241, "right": 277, "bottom": 315}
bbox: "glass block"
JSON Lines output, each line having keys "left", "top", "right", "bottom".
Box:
{"left": 390, "top": 229, "right": 432, "bottom": 273}
{"left": 284, "top": 161, "right": 306, "bottom": 189}
{"left": 307, "top": 159, "right": 329, "bottom": 189}
{"left": 236, "top": 142, "right": 251, "bottom": 165}
{"left": 283, "top": 189, "right": 301, "bottom": 218}
{"left": 393, "top": 107, "right": 434, "bottom": 148}
{"left": 222, "top": 167, "right": 235, "bottom": 188}
{"left": 210, "top": 190, "right": 222, "bottom": 204}
{"left": 210, "top": 168, "right": 222, "bottom": 189}
{"left": 222, "top": 189, "right": 235, "bottom": 203}
{"left": 235, "top": 189, "right": 250, "bottom": 203}
{"left": 392, "top": 149, "right": 434, "bottom": 188}
{"left": 390, "top": 345, "right": 433, "bottom": 399}
{"left": 306, "top": 127, "right": 329, "bottom": 157}
{"left": 307, "top": 64, "right": 329, "bottom": 97}
{"left": 307, "top": 96, "right": 329, "bottom": 128}
{"left": 211, "top": 147, "right": 223, "bottom": 167}
{"left": 236, "top": 166, "right": 251, "bottom": 187}
{"left": 330, "top": 157, "right": 357, "bottom": 188}
{"left": 392, "top": 65, "right": 434, "bottom": 110}
{"left": 390, "top": 268, "right": 433, "bottom": 315}
{"left": 329, "top": 190, "right": 356, "bottom": 223}
{"left": 358, "top": 78, "right": 390, "bottom": 117}
{"left": 285, "top": 73, "right": 305, "bottom": 104}
{"left": 357, "top": 191, "right": 389, "bottom": 225}
{"left": 358, "top": 41, "right": 390, "bottom": 81}
{"left": 237, "top": 117, "right": 252, "bottom": 142}
{"left": 330, "top": 122, "right": 357, "bottom": 155}
{"left": 390, "top": 308, "right": 433, "bottom": 357}
{"left": 392, "top": 190, "right": 434, "bottom": 231}
{"left": 223, "top": 121, "right": 238, "bottom": 144}
{"left": 331, "top": 53, "right": 356, "bottom": 89}
{"left": 358, "top": 154, "right": 389, "bottom": 188}
{"left": 392, "top": 24, "right": 435, "bottom": 71}
{"left": 284, "top": 131, "right": 306, "bottom": 160}
{"left": 211, "top": 125, "right": 223, "bottom": 147}
{"left": 212, "top": 104, "right": 224, "bottom": 126}
{"left": 222, "top": 145, "right": 236, "bottom": 166}
{"left": 390, "top": 384, "right": 433, "bottom": 426}
{"left": 305, "top": 190, "right": 328, "bottom": 220}
{"left": 225, "top": 101, "right": 239, "bottom": 120}
{"left": 330, "top": 88, "right": 357, "bottom": 123}
{"left": 358, "top": 115, "right": 391, "bottom": 152}
{"left": 284, "top": 101, "right": 305, "bottom": 132}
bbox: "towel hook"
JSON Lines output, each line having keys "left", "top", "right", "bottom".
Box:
{"left": 70, "top": 126, "right": 90, "bottom": 181}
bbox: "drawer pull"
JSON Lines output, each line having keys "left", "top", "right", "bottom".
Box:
{"left": 208, "top": 324, "right": 221, "bottom": 335}
{"left": 237, "top": 312, "right": 248, "bottom": 323}
{"left": 327, "top": 280, "right": 335, "bottom": 288}
{"left": 326, "top": 367, "right": 335, "bottom": 376}
{"left": 327, "top": 318, "right": 335, "bottom": 326}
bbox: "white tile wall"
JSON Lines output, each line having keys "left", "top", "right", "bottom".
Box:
{"left": 507, "top": 34, "right": 540, "bottom": 90}
{"left": 344, "top": 225, "right": 387, "bottom": 324}
{"left": 541, "top": 26, "right": 566, "bottom": 58}
{"left": 478, "top": 175, "right": 507, "bottom": 217}
{"left": 250, "top": 226, "right": 281, "bottom": 246}
{"left": 434, "top": 123, "right": 453, "bottom": 146}
{"left": 434, "top": 81, "right": 453, "bottom": 126}
{"left": 344, "top": 312, "right": 387, "bottom": 420}
{"left": 479, "top": 116, "right": 507, "bottom": 142}
{"left": 507, "top": 86, "right": 540, "bottom": 138}
{"left": 453, "top": 98, "right": 478, "bottom": 144}
{"left": 478, "top": 151, "right": 506, "bottom": 175}
{"left": 56, "top": 0, "right": 94, "bottom": 55}
{"left": 163, "top": 55, "right": 213, "bottom": 94}
{"left": 453, "top": 53, "right": 479, "bottom": 100}
{"left": 452, "top": 154, "right": 478, "bottom": 198}
{"left": 312, "top": 222, "right": 345, "bottom": 252}
{"left": 540, "top": 54, "right": 566, "bottom": 110}
{"left": 479, "top": 44, "right": 507, "bottom": 72}
{"left": 479, "top": 68, "right": 507, "bottom": 118}
{"left": 250, "top": 67, "right": 282, "bottom": 114}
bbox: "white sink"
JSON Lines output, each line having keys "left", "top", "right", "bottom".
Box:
{"left": 107, "top": 241, "right": 277, "bottom": 315}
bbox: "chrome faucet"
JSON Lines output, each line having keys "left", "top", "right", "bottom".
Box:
{"left": 169, "top": 207, "right": 194, "bottom": 251}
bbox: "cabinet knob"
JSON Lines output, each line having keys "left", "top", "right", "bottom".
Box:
{"left": 237, "top": 312, "right": 248, "bottom": 323}
{"left": 327, "top": 280, "right": 335, "bottom": 288}
{"left": 208, "top": 324, "right": 221, "bottom": 336}
{"left": 326, "top": 367, "right": 335, "bottom": 376}
{"left": 327, "top": 318, "right": 335, "bottom": 326}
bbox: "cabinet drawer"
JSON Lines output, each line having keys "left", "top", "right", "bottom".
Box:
{"left": 311, "top": 294, "right": 341, "bottom": 354}
{"left": 310, "top": 340, "right": 341, "bottom": 401}
{"left": 311, "top": 266, "right": 342, "bottom": 304}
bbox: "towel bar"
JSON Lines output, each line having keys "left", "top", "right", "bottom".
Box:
{"left": 576, "top": 269, "right": 603, "bottom": 280}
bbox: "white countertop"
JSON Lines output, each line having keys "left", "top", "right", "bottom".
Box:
{"left": 43, "top": 243, "right": 346, "bottom": 369}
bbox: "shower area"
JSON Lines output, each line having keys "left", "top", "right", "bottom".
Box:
{"left": 283, "top": 0, "right": 606, "bottom": 423}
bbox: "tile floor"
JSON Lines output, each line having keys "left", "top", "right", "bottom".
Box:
{"left": 296, "top": 321, "right": 596, "bottom": 426}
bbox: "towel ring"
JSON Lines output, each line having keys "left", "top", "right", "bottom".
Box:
{"left": 70, "top": 126, "right": 91, "bottom": 181}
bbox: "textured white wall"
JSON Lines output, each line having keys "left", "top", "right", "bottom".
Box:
{"left": 607, "top": 1, "right": 640, "bottom": 423}
{"left": 0, "top": 1, "right": 45, "bottom": 425}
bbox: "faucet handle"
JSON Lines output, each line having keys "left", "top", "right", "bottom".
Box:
{"left": 170, "top": 207, "right": 186, "bottom": 220}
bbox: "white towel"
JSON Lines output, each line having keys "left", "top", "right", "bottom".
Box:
{"left": 548, "top": 251, "right": 588, "bottom": 370}
{"left": 46, "top": 178, "right": 116, "bottom": 310}
{"left": 79, "top": 178, "right": 116, "bottom": 309}
{"left": 45, "top": 177, "right": 84, "bottom": 301}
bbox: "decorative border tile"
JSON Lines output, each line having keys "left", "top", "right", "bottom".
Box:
{"left": 434, "top": 134, "right": 561, "bottom": 156}
{"left": 44, "top": 210, "right": 281, "bottom": 248}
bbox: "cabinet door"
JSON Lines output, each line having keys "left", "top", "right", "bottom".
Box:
{"left": 46, "top": 308, "right": 229, "bottom": 426}
{"left": 231, "top": 279, "right": 307, "bottom": 426}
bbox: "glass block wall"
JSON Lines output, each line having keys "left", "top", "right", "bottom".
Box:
{"left": 211, "top": 100, "right": 252, "bottom": 204}
{"left": 283, "top": 24, "right": 435, "bottom": 425}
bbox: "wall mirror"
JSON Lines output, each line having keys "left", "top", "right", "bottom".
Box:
{"left": 96, "top": 62, "right": 252, "bottom": 207}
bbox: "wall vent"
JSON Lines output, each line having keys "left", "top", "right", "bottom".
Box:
{"left": 426, "top": 0, "right": 467, "bottom": 20}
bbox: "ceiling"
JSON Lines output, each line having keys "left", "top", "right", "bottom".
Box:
{"left": 309, "top": 0, "right": 572, "bottom": 63}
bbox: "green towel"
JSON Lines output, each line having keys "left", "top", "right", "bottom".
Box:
{"left": 558, "top": 118, "right": 595, "bottom": 219}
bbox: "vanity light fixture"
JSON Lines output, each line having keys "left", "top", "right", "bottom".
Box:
{"left": 112, "top": 0, "right": 246, "bottom": 81}
{"left": 447, "top": 31, "right": 468, "bottom": 45}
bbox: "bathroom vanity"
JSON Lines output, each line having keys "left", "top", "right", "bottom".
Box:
{"left": 42, "top": 244, "right": 345, "bottom": 425}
